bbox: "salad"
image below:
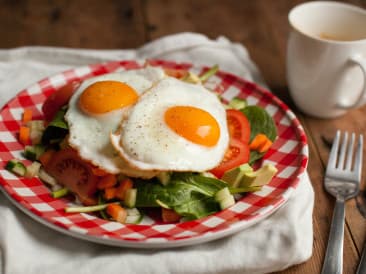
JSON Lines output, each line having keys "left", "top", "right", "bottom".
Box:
{"left": 5, "top": 64, "right": 277, "bottom": 224}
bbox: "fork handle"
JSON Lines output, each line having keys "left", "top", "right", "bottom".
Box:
{"left": 321, "top": 198, "right": 345, "bottom": 274}
{"left": 356, "top": 239, "right": 366, "bottom": 274}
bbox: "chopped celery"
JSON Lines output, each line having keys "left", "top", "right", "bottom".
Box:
{"left": 199, "top": 65, "right": 219, "bottom": 82}
{"left": 51, "top": 187, "right": 69, "bottom": 198}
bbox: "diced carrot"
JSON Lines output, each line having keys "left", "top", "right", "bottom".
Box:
{"left": 106, "top": 204, "right": 127, "bottom": 223}
{"left": 19, "top": 126, "right": 30, "bottom": 145}
{"left": 104, "top": 187, "right": 117, "bottom": 200}
{"left": 249, "top": 133, "right": 267, "bottom": 150}
{"left": 161, "top": 208, "right": 181, "bottom": 223}
{"left": 258, "top": 139, "right": 273, "bottom": 153}
{"left": 97, "top": 174, "right": 117, "bottom": 190}
{"left": 22, "top": 109, "right": 33, "bottom": 124}
{"left": 249, "top": 133, "right": 273, "bottom": 153}
{"left": 115, "top": 178, "right": 133, "bottom": 201}
{"left": 92, "top": 167, "right": 109, "bottom": 176}
{"left": 38, "top": 149, "right": 56, "bottom": 166}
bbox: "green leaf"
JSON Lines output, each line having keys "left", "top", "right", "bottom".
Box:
{"left": 241, "top": 105, "right": 277, "bottom": 142}
{"left": 41, "top": 108, "right": 69, "bottom": 145}
{"left": 173, "top": 194, "right": 220, "bottom": 220}
{"left": 135, "top": 174, "right": 227, "bottom": 220}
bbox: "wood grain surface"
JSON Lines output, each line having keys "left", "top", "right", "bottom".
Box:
{"left": 1, "top": 0, "right": 366, "bottom": 273}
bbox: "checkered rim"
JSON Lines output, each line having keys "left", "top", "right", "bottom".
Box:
{"left": 0, "top": 60, "right": 308, "bottom": 248}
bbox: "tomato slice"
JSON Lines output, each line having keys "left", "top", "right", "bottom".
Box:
{"left": 42, "top": 80, "right": 81, "bottom": 121}
{"left": 44, "top": 148, "right": 98, "bottom": 205}
{"left": 226, "top": 109, "right": 251, "bottom": 144}
{"left": 210, "top": 138, "right": 250, "bottom": 178}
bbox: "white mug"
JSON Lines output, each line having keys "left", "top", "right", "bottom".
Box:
{"left": 287, "top": 1, "right": 366, "bottom": 118}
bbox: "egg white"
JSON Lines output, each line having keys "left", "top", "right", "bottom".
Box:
{"left": 65, "top": 67, "right": 165, "bottom": 177}
{"left": 111, "top": 77, "right": 229, "bottom": 172}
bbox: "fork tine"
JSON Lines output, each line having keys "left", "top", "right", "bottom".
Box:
{"left": 327, "top": 130, "right": 340, "bottom": 170}
{"left": 345, "top": 133, "right": 355, "bottom": 171}
{"left": 337, "top": 131, "right": 348, "bottom": 169}
{"left": 354, "top": 134, "right": 364, "bottom": 181}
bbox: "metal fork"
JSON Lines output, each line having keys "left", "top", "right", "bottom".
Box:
{"left": 321, "top": 130, "right": 363, "bottom": 274}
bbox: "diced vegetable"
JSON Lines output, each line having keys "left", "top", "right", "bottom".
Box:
{"left": 228, "top": 97, "right": 247, "bottom": 110}
{"left": 125, "top": 208, "right": 143, "bottom": 224}
{"left": 199, "top": 64, "right": 219, "bottom": 82}
{"left": 23, "top": 144, "right": 45, "bottom": 161}
{"left": 27, "top": 120, "right": 45, "bottom": 145}
{"left": 115, "top": 178, "right": 133, "bottom": 200}
{"left": 104, "top": 187, "right": 117, "bottom": 200}
{"left": 19, "top": 126, "right": 30, "bottom": 145}
{"left": 97, "top": 174, "right": 117, "bottom": 190}
{"left": 181, "top": 72, "right": 201, "bottom": 84}
{"left": 249, "top": 133, "right": 273, "bottom": 153}
{"left": 38, "top": 168, "right": 58, "bottom": 186}
{"left": 214, "top": 187, "right": 235, "bottom": 209}
{"left": 25, "top": 161, "right": 41, "bottom": 178}
{"left": 51, "top": 187, "right": 69, "bottom": 198}
{"left": 22, "top": 109, "right": 32, "bottom": 124}
{"left": 124, "top": 188, "right": 137, "bottom": 208}
{"left": 106, "top": 204, "right": 127, "bottom": 223}
{"left": 5, "top": 159, "right": 26, "bottom": 176}
{"left": 65, "top": 203, "right": 117, "bottom": 213}
{"left": 162, "top": 208, "right": 181, "bottom": 223}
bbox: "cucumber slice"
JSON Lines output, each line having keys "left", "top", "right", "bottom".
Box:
{"left": 124, "top": 188, "right": 137, "bottom": 208}
{"left": 215, "top": 187, "right": 236, "bottom": 210}
{"left": 5, "top": 159, "right": 26, "bottom": 176}
{"left": 38, "top": 168, "right": 57, "bottom": 186}
{"left": 219, "top": 195, "right": 236, "bottom": 209}
{"left": 228, "top": 97, "right": 247, "bottom": 110}
{"left": 25, "top": 161, "right": 41, "bottom": 178}
{"left": 125, "top": 208, "right": 143, "bottom": 224}
{"left": 23, "top": 144, "right": 45, "bottom": 161}
{"left": 214, "top": 187, "right": 231, "bottom": 202}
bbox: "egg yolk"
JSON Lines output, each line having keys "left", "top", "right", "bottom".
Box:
{"left": 79, "top": 81, "right": 138, "bottom": 114}
{"left": 165, "top": 106, "right": 220, "bottom": 147}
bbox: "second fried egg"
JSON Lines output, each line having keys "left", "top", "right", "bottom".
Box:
{"left": 111, "top": 77, "right": 229, "bottom": 172}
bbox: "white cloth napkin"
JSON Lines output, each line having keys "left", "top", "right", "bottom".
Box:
{"left": 0, "top": 32, "right": 314, "bottom": 274}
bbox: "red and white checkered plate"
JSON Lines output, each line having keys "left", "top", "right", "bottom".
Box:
{"left": 0, "top": 60, "right": 308, "bottom": 248}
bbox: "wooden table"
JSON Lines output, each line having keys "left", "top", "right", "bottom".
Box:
{"left": 1, "top": 0, "right": 366, "bottom": 273}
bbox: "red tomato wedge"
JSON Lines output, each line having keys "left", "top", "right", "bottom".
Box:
{"left": 226, "top": 109, "right": 251, "bottom": 144}
{"left": 44, "top": 148, "right": 98, "bottom": 205}
{"left": 42, "top": 80, "right": 81, "bottom": 121}
{"left": 210, "top": 138, "right": 250, "bottom": 178}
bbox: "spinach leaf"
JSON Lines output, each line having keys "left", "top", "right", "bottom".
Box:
{"left": 41, "top": 108, "right": 69, "bottom": 145}
{"left": 249, "top": 151, "right": 265, "bottom": 165}
{"left": 241, "top": 105, "right": 277, "bottom": 142}
{"left": 173, "top": 194, "right": 220, "bottom": 220}
{"left": 135, "top": 174, "right": 227, "bottom": 219}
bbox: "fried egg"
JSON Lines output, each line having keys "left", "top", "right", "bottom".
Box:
{"left": 111, "top": 77, "right": 229, "bottom": 172}
{"left": 65, "top": 67, "right": 165, "bottom": 177}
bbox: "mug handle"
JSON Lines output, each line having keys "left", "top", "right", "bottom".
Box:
{"left": 338, "top": 55, "right": 366, "bottom": 109}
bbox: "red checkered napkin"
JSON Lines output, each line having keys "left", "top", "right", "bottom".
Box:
{"left": 0, "top": 60, "right": 308, "bottom": 248}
